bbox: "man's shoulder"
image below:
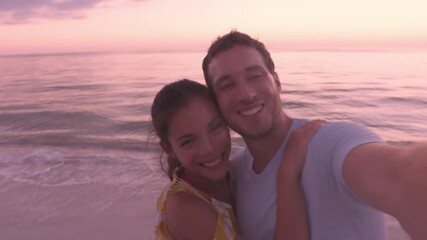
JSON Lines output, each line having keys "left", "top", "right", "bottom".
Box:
{"left": 318, "top": 121, "right": 380, "bottom": 141}
{"left": 293, "top": 119, "right": 381, "bottom": 157}
{"left": 229, "top": 146, "right": 249, "bottom": 171}
{"left": 293, "top": 118, "right": 361, "bottom": 129}
{"left": 230, "top": 146, "right": 247, "bottom": 162}
{"left": 292, "top": 118, "right": 367, "bottom": 138}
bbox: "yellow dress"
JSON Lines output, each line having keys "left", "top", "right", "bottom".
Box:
{"left": 154, "top": 171, "right": 238, "bottom": 239}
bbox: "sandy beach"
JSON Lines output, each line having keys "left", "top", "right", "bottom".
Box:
{"left": 0, "top": 177, "right": 160, "bottom": 240}
{"left": 0, "top": 176, "right": 412, "bottom": 240}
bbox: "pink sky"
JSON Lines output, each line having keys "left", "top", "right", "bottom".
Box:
{"left": 1, "top": 0, "right": 427, "bottom": 55}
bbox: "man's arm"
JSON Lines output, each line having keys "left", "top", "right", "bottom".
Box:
{"left": 343, "top": 142, "right": 427, "bottom": 240}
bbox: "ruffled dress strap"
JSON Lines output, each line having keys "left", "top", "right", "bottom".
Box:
{"left": 154, "top": 169, "right": 238, "bottom": 239}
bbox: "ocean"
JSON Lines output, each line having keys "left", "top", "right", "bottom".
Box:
{"left": 0, "top": 51, "right": 425, "bottom": 239}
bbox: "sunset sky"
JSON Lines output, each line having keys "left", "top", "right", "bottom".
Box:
{"left": 1, "top": 0, "right": 427, "bottom": 55}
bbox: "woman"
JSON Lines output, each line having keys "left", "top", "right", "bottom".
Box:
{"left": 151, "top": 79, "right": 322, "bottom": 239}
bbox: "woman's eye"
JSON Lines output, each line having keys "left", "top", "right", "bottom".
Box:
{"left": 180, "top": 139, "right": 193, "bottom": 147}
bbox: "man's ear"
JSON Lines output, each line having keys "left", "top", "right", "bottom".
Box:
{"left": 273, "top": 72, "right": 281, "bottom": 90}
{"left": 160, "top": 140, "right": 176, "bottom": 158}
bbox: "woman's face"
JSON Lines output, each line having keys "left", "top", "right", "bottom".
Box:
{"left": 167, "top": 97, "right": 231, "bottom": 182}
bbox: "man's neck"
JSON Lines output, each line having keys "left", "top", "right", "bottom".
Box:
{"left": 244, "top": 112, "right": 293, "bottom": 174}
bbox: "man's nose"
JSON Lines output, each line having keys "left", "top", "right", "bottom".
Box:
{"left": 236, "top": 81, "right": 255, "bottom": 102}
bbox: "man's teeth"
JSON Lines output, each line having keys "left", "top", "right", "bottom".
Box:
{"left": 240, "top": 106, "right": 262, "bottom": 116}
{"left": 202, "top": 157, "right": 222, "bottom": 167}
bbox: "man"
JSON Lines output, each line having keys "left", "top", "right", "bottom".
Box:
{"left": 202, "top": 30, "right": 427, "bottom": 240}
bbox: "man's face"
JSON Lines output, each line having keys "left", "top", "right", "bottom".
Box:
{"left": 207, "top": 45, "right": 283, "bottom": 139}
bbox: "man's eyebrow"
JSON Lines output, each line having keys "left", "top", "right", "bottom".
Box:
{"left": 214, "top": 75, "right": 232, "bottom": 85}
{"left": 244, "top": 65, "right": 264, "bottom": 72}
{"left": 213, "top": 65, "right": 265, "bottom": 86}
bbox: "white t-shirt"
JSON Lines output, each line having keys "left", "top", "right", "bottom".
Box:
{"left": 231, "top": 119, "right": 386, "bottom": 240}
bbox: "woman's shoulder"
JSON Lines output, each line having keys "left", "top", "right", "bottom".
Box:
{"left": 165, "top": 191, "right": 218, "bottom": 239}
{"left": 165, "top": 179, "right": 217, "bottom": 221}
{"left": 167, "top": 191, "right": 216, "bottom": 215}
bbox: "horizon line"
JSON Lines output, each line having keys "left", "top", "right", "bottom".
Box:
{"left": 1, "top": 47, "right": 427, "bottom": 58}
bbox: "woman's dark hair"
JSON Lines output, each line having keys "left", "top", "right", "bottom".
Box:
{"left": 150, "top": 79, "right": 212, "bottom": 180}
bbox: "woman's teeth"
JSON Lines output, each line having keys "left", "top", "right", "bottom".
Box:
{"left": 202, "top": 157, "right": 222, "bottom": 167}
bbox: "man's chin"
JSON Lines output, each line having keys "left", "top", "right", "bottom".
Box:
{"left": 235, "top": 126, "right": 272, "bottom": 140}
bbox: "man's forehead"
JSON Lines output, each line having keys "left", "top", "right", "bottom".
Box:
{"left": 213, "top": 45, "right": 261, "bottom": 61}
{"left": 208, "top": 47, "right": 265, "bottom": 74}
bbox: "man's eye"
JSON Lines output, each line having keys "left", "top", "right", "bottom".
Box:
{"left": 212, "top": 122, "right": 225, "bottom": 131}
{"left": 219, "top": 83, "right": 233, "bottom": 90}
{"left": 248, "top": 74, "right": 263, "bottom": 80}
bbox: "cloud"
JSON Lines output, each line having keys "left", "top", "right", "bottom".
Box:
{"left": 0, "top": 0, "right": 142, "bottom": 24}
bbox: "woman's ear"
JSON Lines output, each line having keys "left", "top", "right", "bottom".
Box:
{"left": 160, "top": 140, "right": 176, "bottom": 158}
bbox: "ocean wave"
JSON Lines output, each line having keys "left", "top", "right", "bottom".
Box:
{"left": 0, "top": 133, "right": 158, "bottom": 152}
{"left": 0, "top": 104, "right": 42, "bottom": 111}
{"left": 39, "top": 84, "right": 107, "bottom": 92}
{"left": 380, "top": 97, "right": 427, "bottom": 106}
{"left": 0, "top": 110, "right": 115, "bottom": 132}
{"left": 283, "top": 101, "right": 317, "bottom": 109}
{"left": 0, "top": 145, "right": 164, "bottom": 188}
